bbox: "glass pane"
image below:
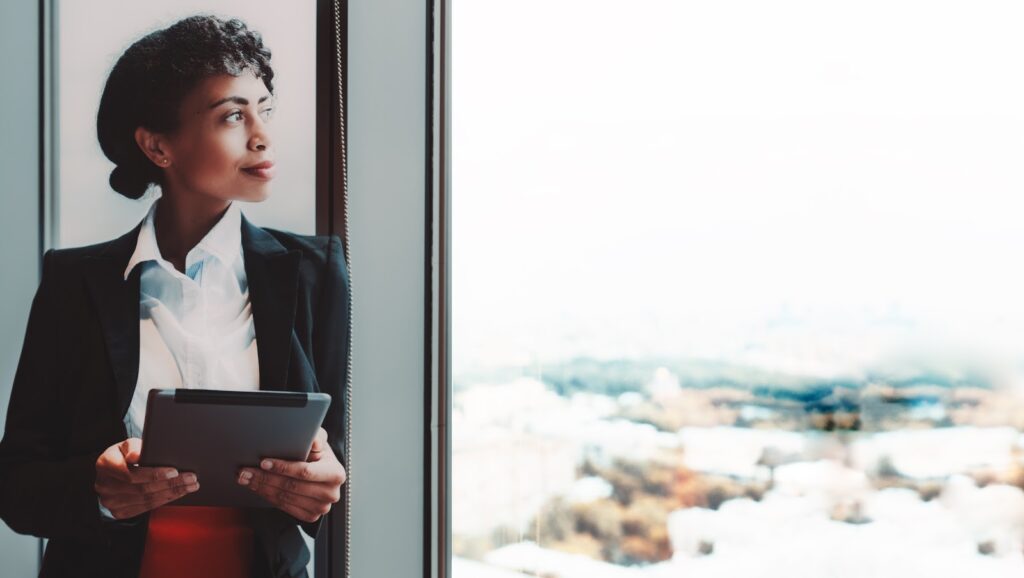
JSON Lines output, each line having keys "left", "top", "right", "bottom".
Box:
{"left": 453, "top": 1, "right": 1024, "bottom": 576}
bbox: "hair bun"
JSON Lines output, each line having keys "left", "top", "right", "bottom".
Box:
{"left": 109, "top": 164, "right": 151, "bottom": 200}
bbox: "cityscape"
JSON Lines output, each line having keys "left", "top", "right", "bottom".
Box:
{"left": 453, "top": 354, "right": 1024, "bottom": 577}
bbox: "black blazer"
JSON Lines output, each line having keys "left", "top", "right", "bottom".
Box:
{"left": 0, "top": 212, "right": 350, "bottom": 578}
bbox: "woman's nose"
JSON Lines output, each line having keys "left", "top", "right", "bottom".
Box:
{"left": 249, "top": 118, "right": 272, "bottom": 152}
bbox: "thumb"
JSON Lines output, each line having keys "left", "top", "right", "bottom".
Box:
{"left": 307, "top": 439, "right": 323, "bottom": 462}
{"left": 307, "top": 428, "right": 328, "bottom": 462}
{"left": 119, "top": 437, "right": 143, "bottom": 465}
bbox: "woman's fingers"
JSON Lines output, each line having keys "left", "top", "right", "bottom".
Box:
{"left": 96, "top": 467, "right": 188, "bottom": 495}
{"left": 126, "top": 472, "right": 198, "bottom": 497}
{"left": 259, "top": 454, "right": 345, "bottom": 485}
{"left": 109, "top": 489, "right": 189, "bottom": 520}
{"left": 94, "top": 437, "right": 202, "bottom": 519}
{"left": 95, "top": 467, "right": 185, "bottom": 516}
{"left": 243, "top": 478, "right": 325, "bottom": 523}
{"left": 103, "top": 478, "right": 200, "bottom": 519}
{"left": 149, "top": 472, "right": 193, "bottom": 494}
{"left": 128, "top": 465, "right": 181, "bottom": 484}
{"left": 246, "top": 475, "right": 327, "bottom": 514}
{"left": 238, "top": 454, "right": 340, "bottom": 522}
{"left": 121, "top": 478, "right": 199, "bottom": 508}
{"left": 240, "top": 468, "right": 340, "bottom": 504}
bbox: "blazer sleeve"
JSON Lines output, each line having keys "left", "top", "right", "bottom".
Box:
{"left": 315, "top": 234, "right": 350, "bottom": 466}
{"left": 299, "top": 234, "right": 351, "bottom": 540}
{"left": 0, "top": 249, "right": 109, "bottom": 541}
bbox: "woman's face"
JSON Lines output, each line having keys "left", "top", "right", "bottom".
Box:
{"left": 156, "top": 69, "right": 277, "bottom": 203}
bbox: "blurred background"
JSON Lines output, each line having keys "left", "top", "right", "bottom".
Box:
{"left": 451, "top": 1, "right": 1024, "bottom": 576}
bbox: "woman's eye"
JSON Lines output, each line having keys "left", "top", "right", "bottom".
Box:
{"left": 225, "top": 109, "right": 272, "bottom": 124}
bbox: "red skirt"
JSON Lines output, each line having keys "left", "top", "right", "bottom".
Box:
{"left": 138, "top": 506, "right": 254, "bottom": 578}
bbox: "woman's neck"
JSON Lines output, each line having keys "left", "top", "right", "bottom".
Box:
{"left": 152, "top": 194, "right": 231, "bottom": 272}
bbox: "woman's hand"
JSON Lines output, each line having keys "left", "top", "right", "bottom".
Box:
{"left": 94, "top": 438, "right": 199, "bottom": 520}
{"left": 236, "top": 427, "right": 346, "bottom": 523}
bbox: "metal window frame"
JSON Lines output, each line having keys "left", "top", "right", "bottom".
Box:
{"left": 428, "top": 0, "right": 451, "bottom": 576}
{"left": 317, "top": 2, "right": 349, "bottom": 577}
{"left": 342, "top": 0, "right": 442, "bottom": 573}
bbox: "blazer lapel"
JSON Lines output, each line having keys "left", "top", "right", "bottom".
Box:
{"left": 83, "top": 221, "right": 145, "bottom": 422}
{"left": 240, "top": 212, "right": 303, "bottom": 393}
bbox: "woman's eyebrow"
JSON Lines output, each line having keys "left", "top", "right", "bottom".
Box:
{"left": 208, "top": 94, "right": 272, "bottom": 109}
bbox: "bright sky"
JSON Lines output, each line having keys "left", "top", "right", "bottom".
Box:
{"left": 452, "top": 0, "right": 1024, "bottom": 375}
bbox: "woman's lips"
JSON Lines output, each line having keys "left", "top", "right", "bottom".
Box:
{"left": 242, "top": 164, "right": 276, "bottom": 180}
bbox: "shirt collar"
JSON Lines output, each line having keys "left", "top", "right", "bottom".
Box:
{"left": 122, "top": 197, "right": 243, "bottom": 281}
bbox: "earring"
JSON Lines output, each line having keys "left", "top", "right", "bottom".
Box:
{"left": 161, "top": 158, "right": 170, "bottom": 165}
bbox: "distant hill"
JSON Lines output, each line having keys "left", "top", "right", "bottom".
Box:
{"left": 453, "top": 355, "right": 993, "bottom": 398}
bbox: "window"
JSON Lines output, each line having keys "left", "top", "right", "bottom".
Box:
{"left": 452, "top": 1, "right": 1024, "bottom": 576}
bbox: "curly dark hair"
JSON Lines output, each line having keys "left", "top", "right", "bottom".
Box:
{"left": 96, "top": 14, "right": 274, "bottom": 200}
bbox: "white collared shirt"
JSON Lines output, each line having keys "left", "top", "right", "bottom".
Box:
{"left": 100, "top": 197, "right": 260, "bottom": 520}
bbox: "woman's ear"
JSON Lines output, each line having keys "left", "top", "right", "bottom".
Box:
{"left": 134, "top": 125, "right": 172, "bottom": 167}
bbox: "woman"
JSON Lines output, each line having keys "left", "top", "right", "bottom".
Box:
{"left": 0, "top": 15, "right": 348, "bottom": 578}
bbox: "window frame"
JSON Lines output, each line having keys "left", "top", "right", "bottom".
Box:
{"left": 336, "top": 0, "right": 444, "bottom": 576}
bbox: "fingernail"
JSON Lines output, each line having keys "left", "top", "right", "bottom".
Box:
{"left": 183, "top": 473, "right": 197, "bottom": 484}
{"left": 165, "top": 469, "right": 179, "bottom": 479}
{"left": 238, "top": 471, "right": 252, "bottom": 485}
{"left": 261, "top": 459, "right": 273, "bottom": 470}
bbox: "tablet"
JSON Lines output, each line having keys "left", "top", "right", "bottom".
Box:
{"left": 138, "top": 388, "right": 332, "bottom": 508}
